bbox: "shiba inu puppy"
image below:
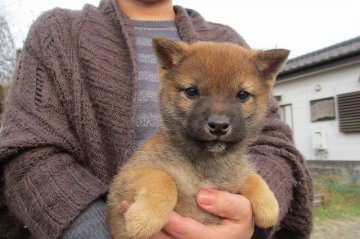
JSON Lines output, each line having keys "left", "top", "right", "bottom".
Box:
{"left": 107, "top": 38, "right": 289, "bottom": 239}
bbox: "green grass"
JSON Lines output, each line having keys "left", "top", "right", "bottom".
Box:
{"left": 313, "top": 176, "right": 360, "bottom": 220}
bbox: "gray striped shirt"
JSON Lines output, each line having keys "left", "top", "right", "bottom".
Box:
{"left": 132, "top": 21, "right": 180, "bottom": 151}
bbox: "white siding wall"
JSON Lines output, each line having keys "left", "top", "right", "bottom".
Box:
{"left": 273, "top": 62, "right": 360, "bottom": 161}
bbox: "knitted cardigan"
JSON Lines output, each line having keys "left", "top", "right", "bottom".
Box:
{"left": 0, "top": 0, "right": 313, "bottom": 238}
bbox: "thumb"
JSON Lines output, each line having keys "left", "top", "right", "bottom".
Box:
{"left": 196, "top": 189, "right": 253, "bottom": 221}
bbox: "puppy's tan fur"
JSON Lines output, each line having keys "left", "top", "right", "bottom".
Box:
{"left": 107, "top": 38, "right": 289, "bottom": 239}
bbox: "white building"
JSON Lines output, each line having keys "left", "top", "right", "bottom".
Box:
{"left": 274, "top": 36, "right": 360, "bottom": 161}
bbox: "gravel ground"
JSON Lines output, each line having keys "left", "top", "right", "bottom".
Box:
{"left": 310, "top": 217, "right": 360, "bottom": 239}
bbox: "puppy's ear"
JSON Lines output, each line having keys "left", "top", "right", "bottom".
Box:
{"left": 253, "top": 49, "right": 289, "bottom": 86}
{"left": 152, "top": 38, "right": 189, "bottom": 70}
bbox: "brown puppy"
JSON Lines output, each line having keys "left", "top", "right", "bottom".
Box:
{"left": 107, "top": 38, "right": 289, "bottom": 239}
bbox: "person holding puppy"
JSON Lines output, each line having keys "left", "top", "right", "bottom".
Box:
{"left": 0, "top": 0, "right": 313, "bottom": 239}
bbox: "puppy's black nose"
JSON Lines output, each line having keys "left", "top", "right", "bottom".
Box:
{"left": 207, "top": 115, "right": 230, "bottom": 136}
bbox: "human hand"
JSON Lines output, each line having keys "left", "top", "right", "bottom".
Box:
{"left": 150, "top": 189, "right": 254, "bottom": 239}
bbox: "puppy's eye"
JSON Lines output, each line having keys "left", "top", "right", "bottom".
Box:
{"left": 236, "top": 91, "right": 251, "bottom": 102}
{"left": 184, "top": 87, "right": 199, "bottom": 98}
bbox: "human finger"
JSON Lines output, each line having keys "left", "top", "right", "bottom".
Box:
{"left": 196, "top": 189, "right": 253, "bottom": 221}
{"left": 163, "top": 212, "right": 221, "bottom": 239}
{"left": 150, "top": 230, "right": 176, "bottom": 239}
{"left": 164, "top": 211, "right": 255, "bottom": 239}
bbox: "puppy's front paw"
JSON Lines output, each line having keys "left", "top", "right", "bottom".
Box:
{"left": 125, "top": 200, "right": 171, "bottom": 239}
{"left": 252, "top": 194, "right": 279, "bottom": 228}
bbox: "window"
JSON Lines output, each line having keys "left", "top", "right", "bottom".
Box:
{"left": 310, "top": 97, "right": 336, "bottom": 122}
{"left": 279, "top": 104, "right": 293, "bottom": 130}
{"left": 337, "top": 91, "right": 360, "bottom": 133}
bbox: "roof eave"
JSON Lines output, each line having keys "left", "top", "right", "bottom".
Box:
{"left": 276, "top": 53, "right": 360, "bottom": 83}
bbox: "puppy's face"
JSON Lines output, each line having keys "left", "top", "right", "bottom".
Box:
{"left": 153, "top": 38, "right": 289, "bottom": 153}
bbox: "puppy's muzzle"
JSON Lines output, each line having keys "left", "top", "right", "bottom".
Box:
{"left": 206, "top": 115, "right": 231, "bottom": 137}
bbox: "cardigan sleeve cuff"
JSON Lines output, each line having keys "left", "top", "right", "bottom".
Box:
{"left": 251, "top": 226, "right": 272, "bottom": 239}
{"left": 5, "top": 150, "right": 108, "bottom": 239}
